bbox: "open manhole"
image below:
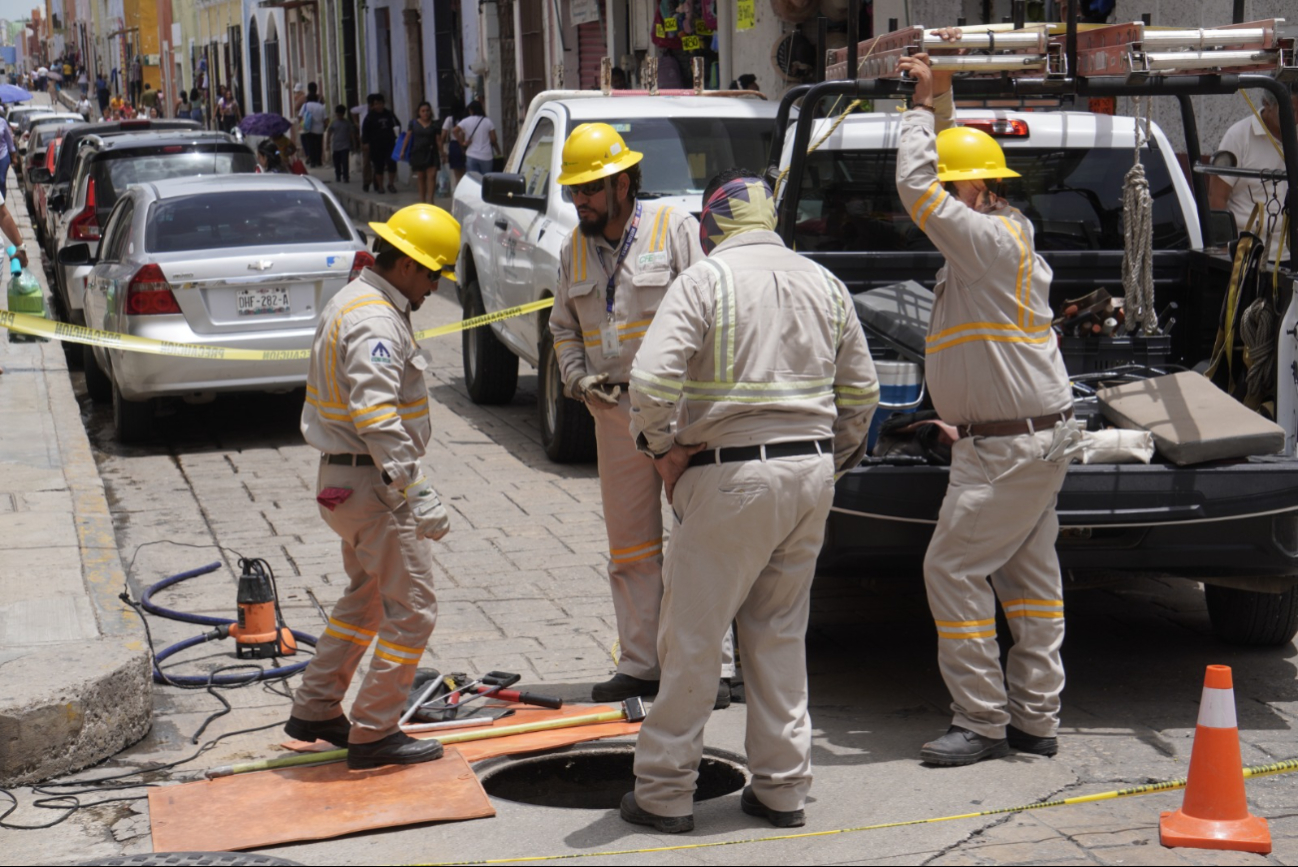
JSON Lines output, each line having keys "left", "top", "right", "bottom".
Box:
{"left": 478, "top": 744, "right": 748, "bottom": 810}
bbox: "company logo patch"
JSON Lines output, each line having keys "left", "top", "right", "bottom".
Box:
{"left": 368, "top": 339, "right": 394, "bottom": 364}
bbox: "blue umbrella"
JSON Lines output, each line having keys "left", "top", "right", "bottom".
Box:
{"left": 238, "top": 112, "right": 291, "bottom": 138}
{"left": 0, "top": 84, "right": 32, "bottom": 104}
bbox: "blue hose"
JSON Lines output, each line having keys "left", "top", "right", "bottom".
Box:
{"left": 141, "top": 561, "right": 319, "bottom": 686}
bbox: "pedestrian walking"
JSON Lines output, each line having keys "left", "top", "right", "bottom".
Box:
{"left": 361, "top": 93, "right": 400, "bottom": 194}
{"left": 95, "top": 71, "right": 109, "bottom": 115}
{"left": 217, "top": 86, "right": 242, "bottom": 133}
{"left": 550, "top": 122, "right": 735, "bottom": 707}
{"left": 440, "top": 103, "right": 467, "bottom": 187}
{"left": 404, "top": 101, "right": 440, "bottom": 203}
{"left": 286, "top": 203, "right": 460, "bottom": 770}
{"left": 453, "top": 101, "right": 496, "bottom": 176}
{"left": 139, "top": 82, "right": 159, "bottom": 117}
{"left": 299, "top": 83, "right": 326, "bottom": 166}
{"left": 895, "top": 35, "right": 1080, "bottom": 767}
{"left": 326, "top": 104, "right": 356, "bottom": 183}
{"left": 623, "top": 168, "right": 878, "bottom": 833}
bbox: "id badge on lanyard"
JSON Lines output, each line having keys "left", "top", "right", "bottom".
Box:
{"left": 601, "top": 202, "right": 643, "bottom": 360}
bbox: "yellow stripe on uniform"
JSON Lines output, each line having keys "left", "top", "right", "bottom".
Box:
{"left": 998, "top": 216, "right": 1029, "bottom": 327}
{"left": 938, "top": 629, "right": 997, "bottom": 639}
{"left": 918, "top": 187, "right": 947, "bottom": 233}
{"left": 926, "top": 330, "right": 1054, "bottom": 355}
{"left": 1003, "top": 598, "right": 1064, "bottom": 620}
{"left": 653, "top": 207, "right": 675, "bottom": 251}
{"left": 909, "top": 182, "right": 941, "bottom": 224}
{"left": 324, "top": 617, "right": 377, "bottom": 647}
{"left": 374, "top": 638, "right": 424, "bottom": 665}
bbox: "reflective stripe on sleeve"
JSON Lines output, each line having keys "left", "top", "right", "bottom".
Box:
{"left": 834, "top": 383, "right": 881, "bottom": 407}
{"left": 630, "top": 369, "right": 684, "bottom": 401}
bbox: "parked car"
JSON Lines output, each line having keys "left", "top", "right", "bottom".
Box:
{"left": 17, "top": 115, "right": 81, "bottom": 188}
{"left": 67, "top": 174, "right": 372, "bottom": 441}
{"left": 29, "top": 133, "right": 63, "bottom": 248}
{"left": 452, "top": 90, "right": 780, "bottom": 461}
{"left": 6, "top": 105, "right": 52, "bottom": 134}
{"left": 19, "top": 111, "right": 81, "bottom": 157}
{"left": 42, "top": 129, "right": 256, "bottom": 324}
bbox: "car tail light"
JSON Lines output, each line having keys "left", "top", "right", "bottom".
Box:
{"left": 69, "top": 177, "right": 100, "bottom": 241}
{"left": 349, "top": 250, "right": 375, "bottom": 282}
{"left": 125, "top": 264, "right": 182, "bottom": 315}
{"left": 955, "top": 119, "right": 1029, "bottom": 137}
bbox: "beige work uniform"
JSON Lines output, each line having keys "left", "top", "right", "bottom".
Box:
{"left": 628, "top": 230, "right": 879, "bottom": 816}
{"left": 292, "top": 269, "right": 438, "bottom": 744}
{"left": 896, "top": 92, "right": 1073, "bottom": 740}
{"left": 551, "top": 200, "right": 715, "bottom": 680}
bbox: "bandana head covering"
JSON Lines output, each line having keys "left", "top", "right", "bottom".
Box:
{"left": 698, "top": 176, "right": 777, "bottom": 255}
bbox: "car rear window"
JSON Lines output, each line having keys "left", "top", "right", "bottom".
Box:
{"left": 146, "top": 190, "right": 353, "bottom": 253}
{"left": 794, "top": 145, "right": 1191, "bottom": 253}
{"left": 91, "top": 146, "right": 256, "bottom": 216}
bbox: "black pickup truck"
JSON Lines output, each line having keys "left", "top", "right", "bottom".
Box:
{"left": 771, "top": 73, "right": 1298, "bottom": 646}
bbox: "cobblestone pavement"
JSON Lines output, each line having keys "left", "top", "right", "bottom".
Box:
{"left": 7, "top": 270, "right": 1298, "bottom": 865}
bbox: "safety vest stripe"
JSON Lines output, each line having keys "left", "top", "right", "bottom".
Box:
{"left": 554, "top": 338, "right": 582, "bottom": 350}
{"left": 325, "top": 627, "right": 373, "bottom": 646}
{"left": 374, "top": 649, "right": 422, "bottom": 665}
{"left": 582, "top": 319, "right": 654, "bottom": 337}
{"left": 927, "top": 320, "right": 1053, "bottom": 343}
{"left": 630, "top": 370, "right": 684, "bottom": 395}
{"left": 355, "top": 410, "right": 399, "bottom": 429}
{"left": 610, "top": 538, "right": 663, "bottom": 557}
{"left": 329, "top": 617, "right": 377, "bottom": 638}
{"left": 305, "top": 395, "right": 350, "bottom": 421}
{"left": 937, "top": 629, "right": 997, "bottom": 640}
{"left": 646, "top": 206, "right": 666, "bottom": 254}
{"left": 835, "top": 384, "right": 880, "bottom": 397}
{"left": 1002, "top": 598, "right": 1063, "bottom": 608}
{"left": 918, "top": 186, "right": 947, "bottom": 233}
{"left": 326, "top": 296, "right": 393, "bottom": 404}
{"left": 836, "top": 396, "right": 880, "bottom": 407}
{"left": 705, "top": 258, "right": 738, "bottom": 382}
{"left": 934, "top": 617, "right": 995, "bottom": 628}
{"left": 998, "top": 216, "right": 1029, "bottom": 327}
{"left": 909, "top": 182, "right": 941, "bottom": 225}
{"left": 926, "top": 330, "right": 1055, "bottom": 355}
{"left": 654, "top": 207, "right": 674, "bottom": 251}
{"left": 612, "top": 546, "right": 663, "bottom": 565}
{"left": 1005, "top": 610, "right": 1065, "bottom": 619}
{"left": 816, "top": 265, "right": 847, "bottom": 350}
{"left": 571, "top": 228, "right": 587, "bottom": 283}
{"left": 350, "top": 402, "right": 396, "bottom": 419}
{"left": 682, "top": 378, "right": 834, "bottom": 398}
{"left": 378, "top": 638, "right": 425, "bottom": 656}
{"left": 305, "top": 384, "right": 346, "bottom": 409}
{"left": 1002, "top": 603, "right": 1064, "bottom": 613}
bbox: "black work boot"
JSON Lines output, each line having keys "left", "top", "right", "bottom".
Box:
{"left": 740, "top": 785, "right": 806, "bottom": 828}
{"left": 919, "top": 725, "right": 1010, "bottom": 766}
{"left": 1007, "top": 724, "right": 1058, "bottom": 756}
{"left": 347, "top": 731, "right": 444, "bottom": 770}
{"left": 284, "top": 714, "right": 351, "bottom": 748}
{"left": 592, "top": 673, "right": 659, "bottom": 703}
{"left": 715, "top": 678, "right": 732, "bottom": 710}
{"left": 620, "top": 791, "right": 693, "bottom": 833}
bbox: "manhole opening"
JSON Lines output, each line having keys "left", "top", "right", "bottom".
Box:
{"left": 479, "top": 745, "right": 747, "bottom": 810}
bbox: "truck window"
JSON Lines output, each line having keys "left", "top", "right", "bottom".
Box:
{"left": 518, "top": 117, "right": 554, "bottom": 197}
{"left": 605, "top": 117, "right": 773, "bottom": 196}
{"left": 794, "top": 146, "right": 1190, "bottom": 253}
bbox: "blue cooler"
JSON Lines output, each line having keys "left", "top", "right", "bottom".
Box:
{"left": 866, "top": 360, "right": 925, "bottom": 453}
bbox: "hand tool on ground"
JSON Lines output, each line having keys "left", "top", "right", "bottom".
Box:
{"left": 466, "top": 684, "right": 564, "bottom": 710}
{"left": 205, "top": 697, "right": 648, "bottom": 778}
{"left": 402, "top": 716, "right": 498, "bottom": 734}
{"left": 415, "top": 671, "right": 522, "bottom": 722}
{"left": 399, "top": 671, "right": 473, "bottom": 727}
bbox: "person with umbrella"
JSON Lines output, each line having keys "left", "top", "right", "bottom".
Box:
{"left": 239, "top": 111, "right": 292, "bottom": 140}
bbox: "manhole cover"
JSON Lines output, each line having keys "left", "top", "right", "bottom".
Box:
{"left": 479, "top": 744, "right": 747, "bottom": 810}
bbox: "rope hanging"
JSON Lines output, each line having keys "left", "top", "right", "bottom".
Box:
{"left": 1122, "top": 95, "right": 1158, "bottom": 335}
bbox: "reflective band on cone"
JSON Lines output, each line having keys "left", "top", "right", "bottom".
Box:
{"left": 1160, "top": 664, "right": 1271, "bottom": 854}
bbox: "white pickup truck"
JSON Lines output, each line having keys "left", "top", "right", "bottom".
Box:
{"left": 450, "top": 91, "right": 780, "bottom": 461}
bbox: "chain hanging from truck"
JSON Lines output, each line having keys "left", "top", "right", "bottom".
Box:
{"left": 1122, "top": 95, "right": 1158, "bottom": 335}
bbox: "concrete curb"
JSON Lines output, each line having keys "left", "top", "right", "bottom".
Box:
{"left": 0, "top": 194, "right": 151, "bottom": 786}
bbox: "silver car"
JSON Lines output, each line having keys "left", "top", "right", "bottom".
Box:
{"left": 68, "top": 174, "right": 372, "bottom": 441}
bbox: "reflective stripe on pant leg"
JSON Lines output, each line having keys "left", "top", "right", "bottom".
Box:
{"left": 292, "top": 463, "right": 385, "bottom": 722}
{"left": 344, "top": 476, "right": 438, "bottom": 744}
{"left": 593, "top": 396, "right": 665, "bottom": 679}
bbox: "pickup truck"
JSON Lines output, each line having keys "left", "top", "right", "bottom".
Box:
{"left": 773, "top": 74, "right": 1298, "bottom": 646}
{"left": 451, "top": 91, "right": 780, "bottom": 461}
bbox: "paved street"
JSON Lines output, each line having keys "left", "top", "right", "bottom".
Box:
{"left": 4, "top": 207, "right": 1298, "bottom": 865}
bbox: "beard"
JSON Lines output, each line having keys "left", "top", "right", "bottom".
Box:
{"left": 577, "top": 209, "right": 609, "bottom": 237}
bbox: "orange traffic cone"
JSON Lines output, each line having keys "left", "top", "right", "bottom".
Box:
{"left": 1160, "top": 665, "right": 1271, "bottom": 854}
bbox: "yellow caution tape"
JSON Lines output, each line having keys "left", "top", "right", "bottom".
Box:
{"left": 0, "top": 297, "right": 556, "bottom": 361}
{"left": 413, "top": 757, "right": 1298, "bottom": 865}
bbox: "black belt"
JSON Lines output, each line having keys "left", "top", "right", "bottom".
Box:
{"left": 322, "top": 453, "right": 377, "bottom": 467}
{"left": 687, "top": 438, "right": 833, "bottom": 468}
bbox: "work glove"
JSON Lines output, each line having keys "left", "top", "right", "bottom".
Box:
{"left": 1044, "top": 418, "right": 1085, "bottom": 464}
{"left": 567, "top": 372, "right": 621, "bottom": 407}
{"left": 403, "top": 476, "right": 450, "bottom": 541}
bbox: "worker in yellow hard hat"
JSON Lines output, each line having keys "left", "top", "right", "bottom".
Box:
{"left": 288, "top": 203, "right": 460, "bottom": 770}
{"left": 896, "top": 31, "right": 1080, "bottom": 768}
{"left": 549, "top": 121, "right": 736, "bottom": 708}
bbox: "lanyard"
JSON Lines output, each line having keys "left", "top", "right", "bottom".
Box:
{"left": 605, "top": 201, "right": 643, "bottom": 319}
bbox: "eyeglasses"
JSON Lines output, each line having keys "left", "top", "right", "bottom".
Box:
{"left": 425, "top": 267, "right": 442, "bottom": 283}
{"left": 567, "top": 179, "right": 606, "bottom": 198}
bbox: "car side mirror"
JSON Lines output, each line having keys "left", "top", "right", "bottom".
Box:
{"left": 1207, "top": 209, "right": 1237, "bottom": 247}
{"left": 481, "top": 172, "right": 546, "bottom": 212}
{"left": 58, "top": 243, "right": 93, "bottom": 267}
{"left": 27, "top": 166, "right": 50, "bottom": 184}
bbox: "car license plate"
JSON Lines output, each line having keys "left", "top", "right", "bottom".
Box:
{"left": 237, "top": 287, "right": 290, "bottom": 316}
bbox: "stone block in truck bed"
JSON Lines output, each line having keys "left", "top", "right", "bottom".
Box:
{"left": 1097, "top": 371, "right": 1285, "bottom": 466}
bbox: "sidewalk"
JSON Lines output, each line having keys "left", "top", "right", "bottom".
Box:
{"left": 304, "top": 161, "right": 455, "bottom": 224}
{"left": 0, "top": 165, "right": 150, "bottom": 785}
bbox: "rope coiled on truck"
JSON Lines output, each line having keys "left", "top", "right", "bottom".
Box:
{"left": 1122, "top": 95, "right": 1158, "bottom": 335}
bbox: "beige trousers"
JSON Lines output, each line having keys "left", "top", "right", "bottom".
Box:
{"left": 292, "top": 461, "right": 438, "bottom": 744}
{"left": 923, "top": 431, "right": 1069, "bottom": 740}
{"left": 591, "top": 395, "right": 732, "bottom": 680}
{"left": 634, "top": 453, "right": 834, "bottom": 817}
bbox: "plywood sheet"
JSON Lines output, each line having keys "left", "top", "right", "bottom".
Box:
{"left": 149, "top": 747, "right": 492, "bottom": 852}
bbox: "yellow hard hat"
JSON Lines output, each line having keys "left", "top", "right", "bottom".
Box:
{"left": 935, "top": 127, "right": 1022, "bottom": 182}
{"left": 556, "top": 122, "right": 643, "bottom": 186}
{"left": 369, "top": 204, "right": 460, "bottom": 282}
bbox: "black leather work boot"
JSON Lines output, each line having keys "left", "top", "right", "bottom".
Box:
{"left": 591, "top": 673, "right": 659, "bottom": 702}
{"left": 919, "top": 725, "right": 1010, "bottom": 766}
{"left": 1007, "top": 724, "right": 1058, "bottom": 756}
{"left": 284, "top": 714, "right": 352, "bottom": 748}
{"left": 740, "top": 785, "right": 806, "bottom": 828}
{"left": 347, "top": 731, "right": 444, "bottom": 770}
{"left": 620, "top": 791, "right": 694, "bottom": 833}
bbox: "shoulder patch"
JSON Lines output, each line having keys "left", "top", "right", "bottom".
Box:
{"left": 367, "top": 338, "right": 396, "bottom": 365}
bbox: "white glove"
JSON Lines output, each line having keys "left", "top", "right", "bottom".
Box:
{"left": 567, "top": 372, "right": 621, "bottom": 407}
{"left": 403, "top": 476, "right": 450, "bottom": 540}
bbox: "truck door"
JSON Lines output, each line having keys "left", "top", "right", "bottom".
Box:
{"left": 497, "top": 114, "right": 559, "bottom": 355}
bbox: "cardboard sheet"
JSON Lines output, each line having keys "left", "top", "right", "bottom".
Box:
{"left": 283, "top": 703, "right": 641, "bottom": 760}
{"left": 148, "top": 747, "right": 493, "bottom": 853}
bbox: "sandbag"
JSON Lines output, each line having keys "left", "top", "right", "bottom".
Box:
{"left": 1079, "top": 429, "right": 1155, "bottom": 465}
{"left": 1097, "top": 371, "right": 1284, "bottom": 466}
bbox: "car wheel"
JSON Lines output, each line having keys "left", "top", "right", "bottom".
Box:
{"left": 83, "top": 343, "right": 111, "bottom": 404}
{"left": 1205, "top": 583, "right": 1298, "bottom": 647}
{"left": 112, "top": 379, "right": 153, "bottom": 443}
{"left": 461, "top": 277, "right": 518, "bottom": 405}
{"left": 538, "top": 327, "right": 596, "bottom": 464}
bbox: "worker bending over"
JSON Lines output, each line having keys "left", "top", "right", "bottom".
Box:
{"left": 895, "top": 37, "right": 1081, "bottom": 767}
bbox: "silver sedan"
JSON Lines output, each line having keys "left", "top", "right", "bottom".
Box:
{"left": 69, "top": 173, "right": 373, "bottom": 441}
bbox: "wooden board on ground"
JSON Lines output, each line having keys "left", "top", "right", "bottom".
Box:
{"left": 148, "top": 747, "right": 493, "bottom": 852}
